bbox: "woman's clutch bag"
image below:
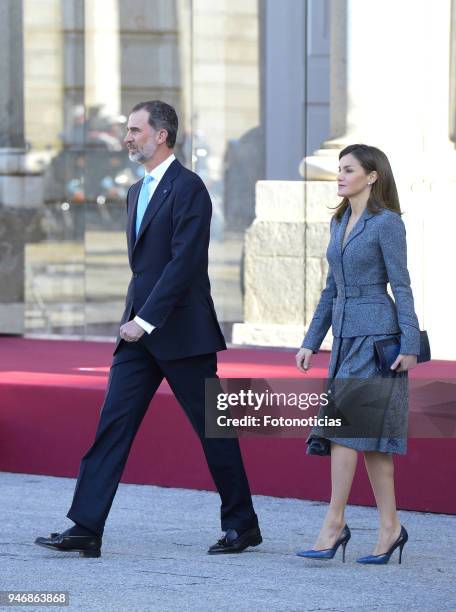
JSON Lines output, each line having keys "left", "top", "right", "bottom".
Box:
{"left": 373, "top": 331, "right": 431, "bottom": 374}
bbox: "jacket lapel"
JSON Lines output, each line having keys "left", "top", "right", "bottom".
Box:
{"left": 134, "top": 159, "right": 181, "bottom": 250}
{"left": 127, "top": 181, "right": 142, "bottom": 262}
{"left": 340, "top": 205, "right": 374, "bottom": 255}
{"left": 127, "top": 159, "right": 181, "bottom": 258}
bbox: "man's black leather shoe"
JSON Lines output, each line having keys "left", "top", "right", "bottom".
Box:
{"left": 34, "top": 529, "right": 101, "bottom": 558}
{"left": 208, "top": 526, "right": 262, "bottom": 554}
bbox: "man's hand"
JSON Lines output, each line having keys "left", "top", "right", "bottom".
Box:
{"left": 296, "top": 347, "right": 313, "bottom": 373}
{"left": 390, "top": 354, "right": 418, "bottom": 372}
{"left": 120, "top": 320, "right": 145, "bottom": 342}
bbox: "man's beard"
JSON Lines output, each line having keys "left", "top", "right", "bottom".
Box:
{"left": 128, "top": 149, "right": 146, "bottom": 162}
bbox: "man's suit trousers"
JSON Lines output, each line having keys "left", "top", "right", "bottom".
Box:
{"left": 67, "top": 339, "right": 258, "bottom": 535}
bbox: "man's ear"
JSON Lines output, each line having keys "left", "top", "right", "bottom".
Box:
{"left": 157, "top": 128, "right": 168, "bottom": 145}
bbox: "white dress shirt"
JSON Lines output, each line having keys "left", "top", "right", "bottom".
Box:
{"left": 133, "top": 153, "right": 176, "bottom": 334}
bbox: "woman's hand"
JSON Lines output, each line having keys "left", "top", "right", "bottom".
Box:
{"left": 296, "top": 347, "right": 313, "bottom": 373}
{"left": 390, "top": 354, "right": 418, "bottom": 372}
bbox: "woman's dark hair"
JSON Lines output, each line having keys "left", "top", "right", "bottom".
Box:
{"left": 331, "top": 144, "right": 402, "bottom": 221}
{"left": 131, "top": 100, "right": 178, "bottom": 148}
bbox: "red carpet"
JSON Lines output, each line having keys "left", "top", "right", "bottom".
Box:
{"left": 0, "top": 337, "right": 455, "bottom": 514}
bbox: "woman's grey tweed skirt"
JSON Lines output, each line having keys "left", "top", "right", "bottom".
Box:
{"left": 306, "top": 333, "right": 409, "bottom": 456}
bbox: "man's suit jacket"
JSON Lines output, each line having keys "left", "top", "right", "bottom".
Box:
{"left": 302, "top": 204, "right": 421, "bottom": 356}
{"left": 114, "top": 158, "right": 227, "bottom": 360}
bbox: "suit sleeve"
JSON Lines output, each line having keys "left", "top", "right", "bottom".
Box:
{"left": 300, "top": 218, "right": 337, "bottom": 353}
{"left": 136, "top": 181, "right": 211, "bottom": 328}
{"left": 378, "top": 212, "right": 421, "bottom": 355}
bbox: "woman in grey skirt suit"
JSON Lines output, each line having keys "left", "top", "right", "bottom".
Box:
{"left": 295, "top": 144, "right": 420, "bottom": 564}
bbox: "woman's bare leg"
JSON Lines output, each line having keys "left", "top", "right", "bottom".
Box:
{"left": 313, "top": 442, "right": 358, "bottom": 549}
{"left": 363, "top": 451, "right": 401, "bottom": 554}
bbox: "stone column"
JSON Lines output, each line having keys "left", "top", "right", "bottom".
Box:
{"left": 302, "top": 0, "right": 456, "bottom": 182}
{"left": 85, "top": 0, "right": 120, "bottom": 119}
{"left": 24, "top": 0, "right": 64, "bottom": 151}
{"left": 0, "top": 0, "right": 43, "bottom": 334}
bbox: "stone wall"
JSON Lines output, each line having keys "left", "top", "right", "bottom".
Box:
{"left": 232, "top": 180, "right": 335, "bottom": 349}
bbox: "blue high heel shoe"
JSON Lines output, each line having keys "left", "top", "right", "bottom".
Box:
{"left": 357, "top": 525, "right": 408, "bottom": 565}
{"left": 296, "top": 525, "right": 351, "bottom": 562}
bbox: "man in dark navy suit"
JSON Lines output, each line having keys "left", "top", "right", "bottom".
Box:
{"left": 35, "top": 100, "right": 261, "bottom": 558}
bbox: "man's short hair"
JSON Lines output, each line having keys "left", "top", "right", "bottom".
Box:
{"left": 131, "top": 100, "right": 178, "bottom": 148}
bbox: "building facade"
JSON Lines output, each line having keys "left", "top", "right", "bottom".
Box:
{"left": 1, "top": 0, "right": 455, "bottom": 359}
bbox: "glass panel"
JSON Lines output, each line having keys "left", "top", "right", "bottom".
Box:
{"left": 193, "top": 0, "right": 261, "bottom": 342}
{"left": 193, "top": 0, "right": 311, "bottom": 349}
{"left": 83, "top": 0, "right": 192, "bottom": 337}
{"left": 23, "top": 0, "right": 85, "bottom": 335}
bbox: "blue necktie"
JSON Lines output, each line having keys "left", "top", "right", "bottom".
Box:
{"left": 135, "top": 175, "right": 154, "bottom": 238}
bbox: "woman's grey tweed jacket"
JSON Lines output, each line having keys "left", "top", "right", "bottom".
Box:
{"left": 301, "top": 204, "right": 420, "bottom": 356}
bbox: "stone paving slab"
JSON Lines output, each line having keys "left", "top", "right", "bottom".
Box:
{"left": 1, "top": 472, "right": 455, "bottom": 612}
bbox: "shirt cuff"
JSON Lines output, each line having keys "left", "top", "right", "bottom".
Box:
{"left": 134, "top": 316, "right": 155, "bottom": 334}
